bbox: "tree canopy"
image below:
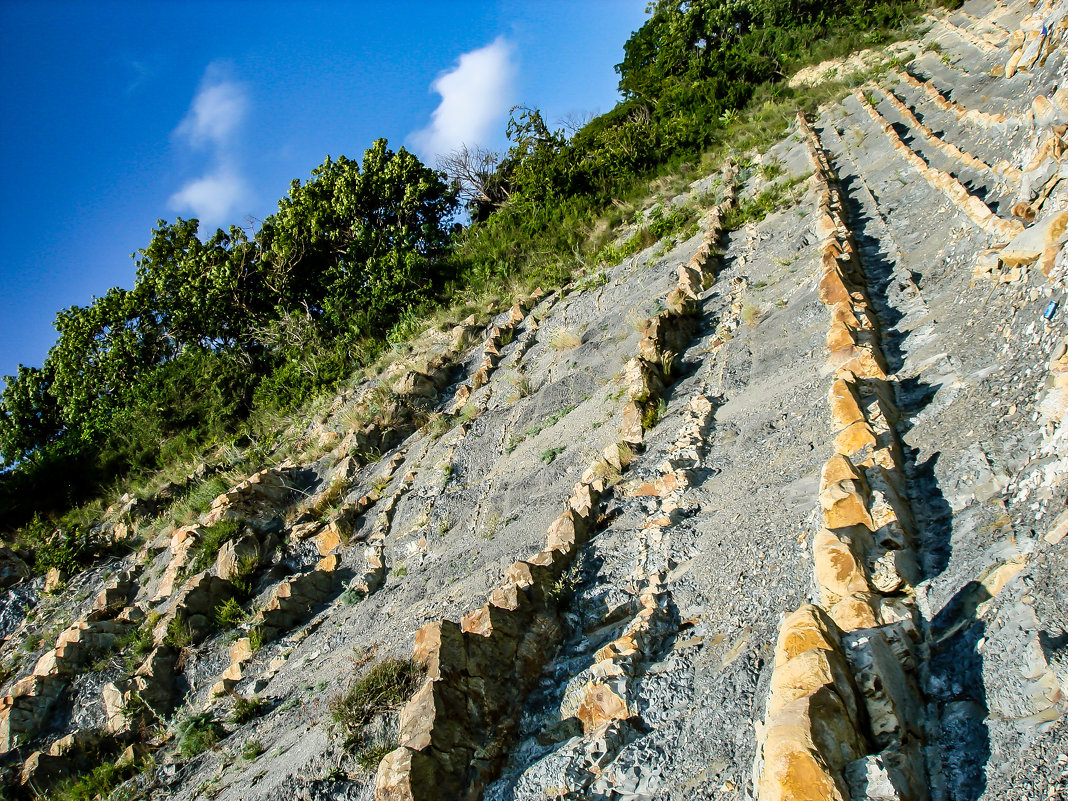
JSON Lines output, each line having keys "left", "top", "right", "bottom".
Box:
{"left": 1, "top": 140, "right": 455, "bottom": 521}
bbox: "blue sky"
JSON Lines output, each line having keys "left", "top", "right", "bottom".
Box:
{"left": 0, "top": 0, "right": 647, "bottom": 382}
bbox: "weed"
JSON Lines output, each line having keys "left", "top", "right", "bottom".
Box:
{"left": 214, "top": 597, "right": 249, "bottom": 629}
{"left": 164, "top": 615, "right": 193, "bottom": 650}
{"left": 548, "top": 554, "right": 586, "bottom": 606}
{"left": 661, "top": 352, "right": 677, "bottom": 379}
{"left": 549, "top": 328, "right": 582, "bottom": 350}
{"left": 47, "top": 758, "right": 147, "bottom": 801}
{"left": 524, "top": 404, "right": 576, "bottom": 439}
{"left": 723, "top": 172, "right": 811, "bottom": 229}
{"left": 230, "top": 554, "right": 259, "bottom": 598}
{"left": 392, "top": 565, "right": 408, "bottom": 578}
{"left": 341, "top": 588, "right": 364, "bottom": 605}
{"left": 188, "top": 518, "right": 241, "bottom": 575}
{"left": 356, "top": 740, "right": 395, "bottom": 771}
{"left": 759, "top": 160, "right": 784, "bottom": 181}
{"left": 247, "top": 626, "right": 266, "bottom": 654}
{"left": 329, "top": 658, "right": 422, "bottom": 751}
{"left": 478, "top": 512, "right": 501, "bottom": 540}
{"left": 641, "top": 397, "right": 668, "bottom": 430}
{"left": 741, "top": 302, "right": 762, "bottom": 326}
{"left": 242, "top": 739, "right": 265, "bottom": 760}
{"left": 423, "top": 412, "right": 453, "bottom": 439}
{"left": 306, "top": 476, "right": 348, "bottom": 521}
{"left": 540, "top": 446, "right": 566, "bottom": 465}
{"left": 177, "top": 711, "right": 224, "bottom": 759}
{"left": 510, "top": 374, "right": 534, "bottom": 401}
{"left": 231, "top": 693, "right": 266, "bottom": 724}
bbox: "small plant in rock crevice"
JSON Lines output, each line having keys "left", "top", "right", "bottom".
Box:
{"left": 214, "top": 597, "right": 249, "bottom": 629}
{"left": 187, "top": 518, "right": 241, "bottom": 575}
{"left": 242, "top": 738, "right": 265, "bottom": 760}
{"left": 163, "top": 615, "right": 193, "bottom": 650}
{"left": 231, "top": 693, "right": 266, "bottom": 724}
{"left": 549, "top": 328, "right": 582, "bottom": 351}
{"left": 328, "top": 658, "right": 422, "bottom": 753}
{"left": 176, "top": 711, "right": 224, "bottom": 759}
{"left": 540, "top": 445, "right": 566, "bottom": 465}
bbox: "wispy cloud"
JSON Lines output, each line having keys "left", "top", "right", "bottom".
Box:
{"left": 168, "top": 63, "right": 251, "bottom": 229}
{"left": 410, "top": 37, "right": 517, "bottom": 159}
{"left": 168, "top": 169, "right": 249, "bottom": 228}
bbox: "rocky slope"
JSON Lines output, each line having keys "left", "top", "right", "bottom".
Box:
{"left": 2, "top": 1, "right": 1068, "bottom": 799}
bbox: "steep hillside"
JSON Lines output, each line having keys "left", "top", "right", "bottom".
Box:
{"left": 2, "top": 1, "right": 1068, "bottom": 800}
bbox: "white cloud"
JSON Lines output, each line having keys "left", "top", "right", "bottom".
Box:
{"left": 175, "top": 67, "right": 248, "bottom": 148}
{"left": 410, "top": 37, "right": 517, "bottom": 158}
{"left": 169, "top": 62, "right": 252, "bottom": 229}
{"left": 168, "top": 169, "right": 250, "bottom": 229}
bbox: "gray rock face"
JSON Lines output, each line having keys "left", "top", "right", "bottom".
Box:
{"left": 3, "top": 3, "right": 1068, "bottom": 799}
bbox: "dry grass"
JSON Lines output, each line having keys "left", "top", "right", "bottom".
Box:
{"left": 740, "top": 302, "right": 762, "bottom": 327}
{"left": 549, "top": 328, "right": 582, "bottom": 351}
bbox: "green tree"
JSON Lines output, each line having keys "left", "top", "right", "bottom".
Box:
{"left": 0, "top": 364, "right": 62, "bottom": 464}
{"left": 136, "top": 219, "right": 266, "bottom": 350}
{"left": 258, "top": 139, "right": 457, "bottom": 331}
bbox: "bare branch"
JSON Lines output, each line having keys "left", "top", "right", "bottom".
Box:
{"left": 437, "top": 144, "right": 509, "bottom": 209}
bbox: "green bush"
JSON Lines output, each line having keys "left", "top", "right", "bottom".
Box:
{"left": 329, "top": 658, "right": 421, "bottom": 751}
{"left": 231, "top": 693, "right": 266, "bottom": 724}
{"left": 187, "top": 518, "right": 241, "bottom": 575}
{"left": 214, "top": 597, "right": 249, "bottom": 629}
{"left": 177, "top": 711, "right": 224, "bottom": 759}
{"left": 242, "top": 738, "right": 265, "bottom": 760}
{"left": 46, "top": 759, "right": 145, "bottom": 801}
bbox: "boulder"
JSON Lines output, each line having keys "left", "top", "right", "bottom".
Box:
{"left": 0, "top": 547, "right": 30, "bottom": 589}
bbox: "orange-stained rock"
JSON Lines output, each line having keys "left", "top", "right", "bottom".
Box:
{"left": 828, "top": 379, "right": 865, "bottom": 431}
{"left": 814, "top": 528, "right": 873, "bottom": 605}
{"left": 546, "top": 509, "right": 586, "bottom": 553}
{"left": 833, "top": 349, "right": 887, "bottom": 381}
{"left": 834, "top": 421, "right": 879, "bottom": 461}
{"left": 773, "top": 605, "right": 844, "bottom": 668}
{"left": 375, "top": 744, "right": 459, "bottom": 801}
{"left": 576, "top": 681, "right": 631, "bottom": 732}
{"left": 828, "top": 592, "right": 880, "bottom": 632}
{"left": 413, "top": 620, "right": 466, "bottom": 681}
{"left": 758, "top": 690, "right": 862, "bottom": 801}
{"left": 819, "top": 475, "right": 873, "bottom": 531}
{"left": 767, "top": 646, "right": 861, "bottom": 732}
{"left": 818, "top": 268, "right": 854, "bottom": 308}
{"left": 621, "top": 402, "right": 645, "bottom": 445}
{"left": 314, "top": 522, "right": 343, "bottom": 556}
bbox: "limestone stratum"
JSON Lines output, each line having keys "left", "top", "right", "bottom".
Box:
{"left": 2, "top": 1, "right": 1068, "bottom": 800}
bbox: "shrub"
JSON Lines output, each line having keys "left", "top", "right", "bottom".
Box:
{"left": 187, "top": 518, "right": 240, "bottom": 575}
{"left": 540, "top": 446, "right": 566, "bottom": 465}
{"left": 242, "top": 739, "right": 265, "bottom": 760}
{"left": 177, "top": 711, "right": 224, "bottom": 759}
{"left": 214, "top": 598, "right": 249, "bottom": 629}
{"left": 231, "top": 693, "right": 266, "bottom": 724}
{"left": 329, "top": 658, "right": 421, "bottom": 751}
{"left": 163, "top": 615, "right": 192, "bottom": 650}
{"left": 47, "top": 759, "right": 145, "bottom": 801}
